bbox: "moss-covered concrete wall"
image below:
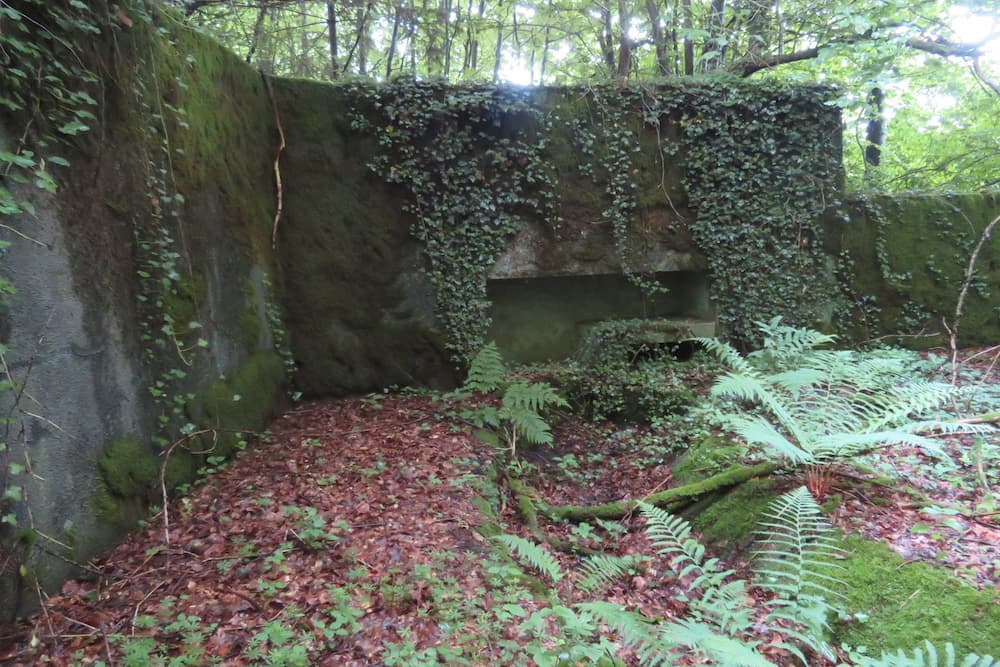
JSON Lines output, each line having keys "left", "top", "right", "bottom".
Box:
{"left": 269, "top": 80, "right": 455, "bottom": 395}
{"left": 0, "top": 5, "right": 286, "bottom": 619}
{"left": 829, "top": 192, "right": 1000, "bottom": 346}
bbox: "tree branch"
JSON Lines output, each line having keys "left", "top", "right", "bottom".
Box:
{"left": 734, "top": 32, "right": 997, "bottom": 77}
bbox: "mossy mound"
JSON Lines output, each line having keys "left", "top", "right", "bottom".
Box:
{"left": 671, "top": 435, "right": 746, "bottom": 486}
{"left": 833, "top": 536, "right": 1000, "bottom": 657}
{"left": 685, "top": 476, "right": 783, "bottom": 551}
{"left": 98, "top": 438, "right": 158, "bottom": 499}
{"left": 198, "top": 352, "right": 286, "bottom": 457}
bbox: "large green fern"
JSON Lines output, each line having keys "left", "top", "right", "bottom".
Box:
{"left": 463, "top": 341, "right": 506, "bottom": 393}
{"left": 698, "top": 319, "right": 990, "bottom": 466}
{"left": 493, "top": 534, "right": 563, "bottom": 583}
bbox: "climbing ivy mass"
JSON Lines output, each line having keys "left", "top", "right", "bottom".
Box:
{"left": 350, "top": 78, "right": 842, "bottom": 357}
{"left": 350, "top": 80, "right": 559, "bottom": 360}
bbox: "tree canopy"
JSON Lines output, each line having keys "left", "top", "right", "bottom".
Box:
{"left": 168, "top": 0, "right": 999, "bottom": 191}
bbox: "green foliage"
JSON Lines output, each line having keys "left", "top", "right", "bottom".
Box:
{"left": 857, "top": 643, "right": 999, "bottom": 667}
{"left": 458, "top": 343, "right": 568, "bottom": 455}
{"left": 463, "top": 341, "right": 506, "bottom": 393}
{"left": 537, "top": 319, "right": 704, "bottom": 422}
{"left": 350, "top": 80, "right": 558, "bottom": 360}
{"left": 493, "top": 534, "right": 563, "bottom": 583}
{"left": 753, "top": 486, "right": 843, "bottom": 657}
{"left": 702, "top": 319, "right": 983, "bottom": 466}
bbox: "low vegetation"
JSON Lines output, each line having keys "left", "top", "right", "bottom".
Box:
{"left": 1, "top": 323, "right": 998, "bottom": 666}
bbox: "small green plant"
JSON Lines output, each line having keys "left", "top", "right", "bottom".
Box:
{"left": 281, "top": 505, "right": 339, "bottom": 550}
{"left": 457, "top": 343, "right": 568, "bottom": 456}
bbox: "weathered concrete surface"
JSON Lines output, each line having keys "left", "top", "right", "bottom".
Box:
{"left": 0, "top": 17, "right": 285, "bottom": 619}
{"left": 827, "top": 192, "right": 1000, "bottom": 345}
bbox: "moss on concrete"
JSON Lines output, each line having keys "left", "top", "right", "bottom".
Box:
{"left": 829, "top": 192, "right": 1000, "bottom": 346}
{"left": 98, "top": 438, "right": 158, "bottom": 499}
{"left": 198, "top": 351, "right": 286, "bottom": 457}
{"left": 270, "top": 79, "right": 454, "bottom": 395}
{"left": 833, "top": 535, "right": 1000, "bottom": 657}
{"left": 686, "top": 476, "right": 782, "bottom": 550}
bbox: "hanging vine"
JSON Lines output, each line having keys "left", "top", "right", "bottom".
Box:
{"left": 350, "top": 80, "right": 560, "bottom": 360}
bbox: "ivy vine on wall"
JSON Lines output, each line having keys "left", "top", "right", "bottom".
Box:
{"left": 351, "top": 78, "right": 842, "bottom": 356}
{"left": 350, "top": 80, "right": 559, "bottom": 360}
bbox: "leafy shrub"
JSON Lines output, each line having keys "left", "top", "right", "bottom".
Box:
{"left": 527, "top": 319, "right": 709, "bottom": 423}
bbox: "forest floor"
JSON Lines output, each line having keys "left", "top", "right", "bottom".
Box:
{"left": 1, "top": 350, "right": 999, "bottom": 666}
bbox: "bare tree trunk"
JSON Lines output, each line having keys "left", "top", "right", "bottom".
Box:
{"left": 342, "top": 1, "right": 373, "bottom": 75}
{"left": 246, "top": 2, "right": 268, "bottom": 68}
{"left": 408, "top": 0, "right": 419, "bottom": 73}
{"left": 296, "top": 1, "right": 310, "bottom": 77}
{"left": 616, "top": 0, "right": 632, "bottom": 79}
{"left": 540, "top": 0, "right": 553, "bottom": 82}
{"left": 493, "top": 18, "right": 503, "bottom": 83}
{"left": 386, "top": 3, "right": 403, "bottom": 78}
{"left": 599, "top": 7, "right": 615, "bottom": 73}
{"left": 645, "top": 0, "right": 669, "bottom": 75}
{"left": 743, "top": 0, "right": 769, "bottom": 65}
{"left": 682, "top": 0, "right": 694, "bottom": 75}
{"left": 704, "top": 0, "right": 726, "bottom": 71}
{"left": 864, "top": 87, "right": 885, "bottom": 181}
{"left": 358, "top": 2, "right": 370, "bottom": 75}
{"left": 443, "top": 0, "right": 454, "bottom": 77}
{"left": 327, "top": 1, "right": 339, "bottom": 79}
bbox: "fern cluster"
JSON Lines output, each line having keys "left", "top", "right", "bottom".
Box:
{"left": 497, "top": 485, "right": 996, "bottom": 666}
{"left": 458, "top": 343, "right": 568, "bottom": 455}
{"left": 699, "top": 318, "right": 990, "bottom": 466}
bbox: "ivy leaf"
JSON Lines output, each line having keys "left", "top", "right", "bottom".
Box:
{"left": 57, "top": 120, "right": 90, "bottom": 136}
{"left": 0, "top": 150, "right": 35, "bottom": 168}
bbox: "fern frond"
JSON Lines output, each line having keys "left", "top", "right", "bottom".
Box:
{"left": 493, "top": 534, "right": 563, "bottom": 583}
{"left": 725, "top": 414, "right": 814, "bottom": 464}
{"left": 505, "top": 405, "right": 554, "bottom": 446}
{"left": 578, "top": 553, "right": 645, "bottom": 594}
{"left": 695, "top": 336, "right": 754, "bottom": 375}
{"left": 464, "top": 342, "right": 506, "bottom": 392}
{"left": 577, "top": 601, "right": 663, "bottom": 664}
{"left": 812, "top": 431, "right": 944, "bottom": 461}
{"left": 861, "top": 380, "right": 962, "bottom": 433}
{"left": 638, "top": 502, "right": 704, "bottom": 570}
{"left": 712, "top": 373, "right": 812, "bottom": 448}
{"left": 658, "top": 617, "right": 773, "bottom": 667}
{"left": 859, "top": 642, "right": 998, "bottom": 667}
{"left": 753, "top": 487, "right": 844, "bottom": 637}
{"left": 503, "top": 380, "right": 569, "bottom": 413}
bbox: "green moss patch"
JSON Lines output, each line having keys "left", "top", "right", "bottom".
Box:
{"left": 671, "top": 436, "right": 745, "bottom": 486}
{"left": 830, "top": 192, "right": 1000, "bottom": 345}
{"left": 833, "top": 535, "right": 1000, "bottom": 657}
{"left": 198, "top": 352, "right": 286, "bottom": 457}
{"left": 686, "top": 476, "right": 782, "bottom": 550}
{"left": 98, "top": 438, "right": 158, "bottom": 499}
